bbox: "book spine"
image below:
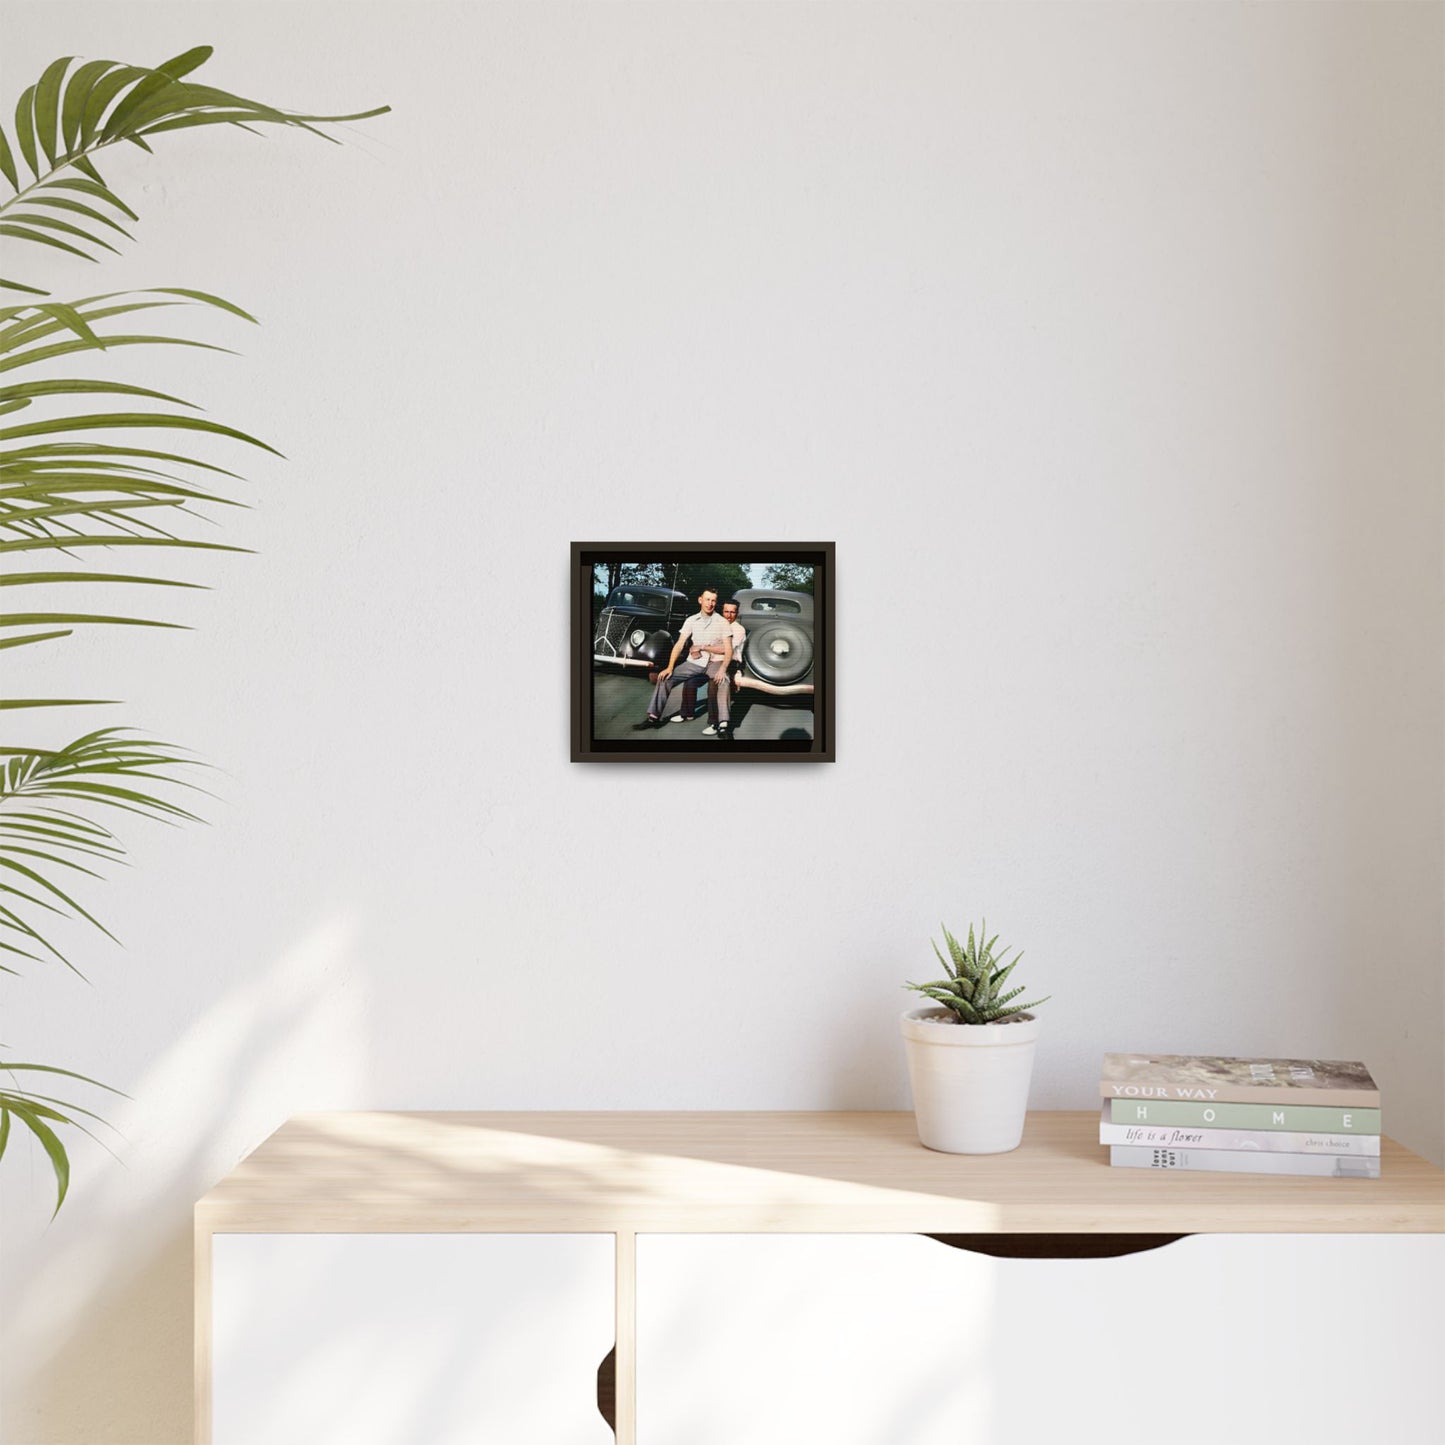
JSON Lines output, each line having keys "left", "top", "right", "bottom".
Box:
{"left": 1110, "top": 1145, "right": 1380, "bottom": 1179}
{"left": 1099, "top": 1121, "right": 1380, "bottom": 1156}
{"left": 1100, "top": 1083, "right": 1379, "bottom": 1108}
{"left": 1108, "top": 1099, "right": 1380, "bottom": 1133}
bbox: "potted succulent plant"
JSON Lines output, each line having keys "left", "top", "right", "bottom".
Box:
{"left": 901, "top": 922, "right": 1050, "bottom": 1154}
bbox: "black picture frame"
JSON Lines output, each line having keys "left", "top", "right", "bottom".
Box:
{"left": 572, "top": 542, "right": 836, "bottom": 763}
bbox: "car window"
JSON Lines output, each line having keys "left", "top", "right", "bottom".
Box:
{"left": 609, "top": 590, "right": 666, "bottom": 613}
{"left": 748, "top": 597, "right": 802, "bottom": 614}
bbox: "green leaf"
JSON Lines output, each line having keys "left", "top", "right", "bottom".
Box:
{"left": 1, "top": 279, "right": 48, "bottom": 298}
{"left": 13, "top": 86, "right": 39, "bottom": 180}
{"left": 0, "top": 535, "right": 246, "bottom": 556}
{"left": 2, "top": 842, "right": 103, "bottom": 879}
{"left": 0, "top": 333, "right": 235, "bottom": 375}
{"left": 0, "top": 411, "right": 282, "bottom": 455}
{"left": 60, "top": 60, "right": 118, "bottom": 155}
{"left": 0, "top": 890, "right": 68, "bottom": 928}
{"left": 991, "top": 956, "right": 1019, "bottom": 992}
{"left": 0, "top": 629, "right": 73, "bottom": 651}
{"left": 916, "top": 991, "right": 960, "bottom": 1010}
{"left": 4, "top": 210, "right": 119, "bottom": 254}
{"left": 941, "top": 924, "right": 965, "bottom": 972}
{"left": 0, "top": 823, "right": 122, "bottom": 860}
{"left": 0, "top": 611, "right": 184, "bottom": 630}
{"left": 33, "top": 56, "right": 75, "bottom": 170}
{"left": 1, "top": 805, "right": 118, "bottom": 832}
{"left": 930, "top": 938, "right": 955, "bottom": 980}
{"left": 139, "top": 111, "right": 291, "bottom": 137}
{"left": 6, "top": 1102, "right": 70, "bottom": 1214}
{"left": 27, "top": 194, "right": 135, "bottom": 239}
{"left": 0, "top": 125, "right": 19, "bottom": 191}
{"left": 1, "top": 499, "right": 200, "bottom": 532}
{"left": 0, "top": 286, "right": 254, "bottom": 351}
{"left": 0, "top": 1089, "right": 113, "bottom": 1129}
{"left": 0, "top": 1081, "right": 118, "bottom": 1159}
{"left": 0, "top": 698, "right": 116, "bottom": 709}
{"left": 286, "top": 104, "right": 391, "bottom": 123}
{"left": 1009, "top": 996, "right": 1050, "bottom": 1015}
{"left": 102, "top": 72, "right": 184, "bottom": 143}
{"left": 0, "top": 805, "right": 115, "bottom": 837}
{"left": 78, "top": 66, "right": 149, "bottom": 149}
{"left": 0, "top": 377, "right": 193, "bottom": 407}
{"left": 156, "top": 46, "right": 214, "bottom": 80}
{"left": 28, "top": 301, "right": 108, "bottom": 347}
{"left": 123, "top": 81, "right": 304, "bottom": 135}
{"left": 46, "top": 178, "right": 138, "bottom": 221}
{"left": 0, "top": 224, "right": 94, "bottom": 262}
{"left": 1, "top": 851, "right": 110, "bottom": 938}
{"left": 146, "top": 287, "right": 258, "bottom": 323}
{"left": 0, "top": 570, "right": 206, "bottom": 590}
{"left": 21, "top": 781, "right": 196, "bottom": 824}
{"left": 3, "top": 476, "right": 231, "bottom": 506}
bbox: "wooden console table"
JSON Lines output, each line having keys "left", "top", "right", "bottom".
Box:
{"left": 195, "top": 1110, "right": 1445, "bottom": 1444}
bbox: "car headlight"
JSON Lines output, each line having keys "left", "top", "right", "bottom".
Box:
{"left": 630, "top": 628, "right": 648, "bottom": 648}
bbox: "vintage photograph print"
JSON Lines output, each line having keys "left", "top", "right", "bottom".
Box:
{"left": 572, "top": 543, "right": 835, "bottom": 762}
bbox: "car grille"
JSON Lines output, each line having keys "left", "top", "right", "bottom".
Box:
{"left": 595, "top": 608, "right": 631, "bottom": 657}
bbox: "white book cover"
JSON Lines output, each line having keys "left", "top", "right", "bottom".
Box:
{"left": 1097, "top": 1104, "right": 1380, "bottom": 1156}
{"left": 1110, "top": 1145, "right": 1380, "bottom": 1179}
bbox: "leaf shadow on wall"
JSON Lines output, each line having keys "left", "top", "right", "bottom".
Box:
{"left": 3, "top": 916, "right": 365, "bottom": 1445}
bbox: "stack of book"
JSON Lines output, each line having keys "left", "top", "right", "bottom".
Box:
{"left": 1099, "top": 1053, "right": 1381, "bottom": 1178}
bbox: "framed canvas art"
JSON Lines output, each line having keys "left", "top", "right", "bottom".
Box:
{"left": 572, "top": 542, "right": 835, "bottom": 763}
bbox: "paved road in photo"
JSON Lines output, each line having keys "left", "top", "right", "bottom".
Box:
{"left": 591, "top": 672, "right": 814, "bottom": 743}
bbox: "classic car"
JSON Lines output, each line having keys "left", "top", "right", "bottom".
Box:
{"left": 731, "top": 588, "right": 815, "bottom": 696}
{"left": 592, "top": 584, "right": 694, "bottom": 671}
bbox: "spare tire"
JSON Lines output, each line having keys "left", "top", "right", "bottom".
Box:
{"left": 745, "top": 622, "right": 813, "bottom": 687}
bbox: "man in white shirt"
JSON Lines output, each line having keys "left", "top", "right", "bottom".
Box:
{"left": 637, "top": 588, "right": 733, "bottom": 727}
{"left": 703, "top": 598, "right": 747, "bottom": 737}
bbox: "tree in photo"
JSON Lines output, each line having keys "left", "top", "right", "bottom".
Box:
{"left": 761, "top": 562, "right": 814, "bottom": 595}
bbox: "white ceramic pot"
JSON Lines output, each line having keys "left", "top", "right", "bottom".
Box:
{"left": 900, "top": 1007, "right": 1041, "bottom": 1154}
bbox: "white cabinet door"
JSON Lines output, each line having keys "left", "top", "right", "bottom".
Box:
{"left": 212, "top": 1233, "right": 614, "bottom": 1445}
{"left": 636, "top": 1233, "right": 1445, "bottom": 1445}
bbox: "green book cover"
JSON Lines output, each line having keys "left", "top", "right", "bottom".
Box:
{"left": 1108, "top": 1098, "right": 1381, "bottom": 1133}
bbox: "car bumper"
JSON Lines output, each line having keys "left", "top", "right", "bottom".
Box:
{"left": 738, "top": 677, "right": 814, "bottom": 696}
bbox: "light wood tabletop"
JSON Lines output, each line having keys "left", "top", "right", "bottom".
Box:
{"left": 195, "top": 1109, "right": 1445, "bottom": 1235}
{"left": 194, "top": 1110, "right": 1445, "bottom": 1443}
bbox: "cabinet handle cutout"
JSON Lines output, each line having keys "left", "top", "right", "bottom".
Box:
{"left": 924, "top": 1233, "right": 1189, "bottom": 1259}
{"left": 597, "top": 1344, "right": 616, "bottom": 1434}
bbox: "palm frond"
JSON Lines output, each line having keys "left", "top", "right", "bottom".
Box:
{"left": 0, "top": 288, "right": 265, "bottom": 712}
{"left": 0, "top": 729, "right": 203, "bottom": 974}
{"left": 0, "top": 1058, "right": 127, "bottom": 1214}
{"left": 0, "top": 45, "right": 386, "bottom": 1215}
{"left": 1, "top": 47, "right": 388, "bottom": 294}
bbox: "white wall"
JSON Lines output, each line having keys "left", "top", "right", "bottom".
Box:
{"left": 2, "top": 2, "right": 1441, "bottom": 1441}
